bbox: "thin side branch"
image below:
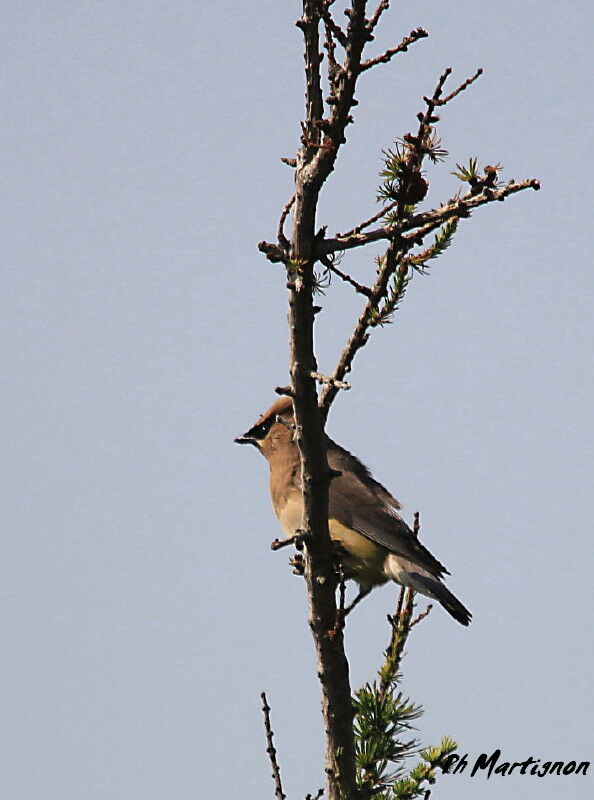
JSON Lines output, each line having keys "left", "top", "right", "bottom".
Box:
{"left": 320, "top": 254, "right": 373, "bottom": 297}
{"left": 336, "top": 199, "right": 398, "bottom": 239}
{"left": 322, "top": 1, "right": 347, "bottom": 49}
{"left": 410, "top": 604, "right": 433, "bottom": 628}
{"left": 311, "top": 372, "right": 351, "bottom": 390}
{"left": 319, "top": 178, "right": 540, "bottom": 256}
{"left": 278, "top": 194, "right": 296, "bottom": 250}
{"left": 319, "top": 235, "right": 408, "bottom": 415}
{"left": 271, "top": 532, "right": 307, "bottom": 551}
{"left": 432, "top": 67, "right": 483, "bottom": 106}
{"left": 367, "top": 0, "right": 390, "bottom": 34}
{"left": 260, "top": 692, "right": 286, "bottom": 800}
{"left": 360, "top": 27, "right": 428, "bottom": 72}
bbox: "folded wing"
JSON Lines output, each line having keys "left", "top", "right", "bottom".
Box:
{"left": 327, "top": 439, "right": 449, "bottom": 579}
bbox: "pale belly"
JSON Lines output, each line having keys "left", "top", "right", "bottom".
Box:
{"left": 275, "top": 500, "right": 387, "bottom": 589}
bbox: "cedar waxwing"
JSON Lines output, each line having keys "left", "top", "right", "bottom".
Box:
{"left": 235, "top": 396, "right": 471, "bottom": 626}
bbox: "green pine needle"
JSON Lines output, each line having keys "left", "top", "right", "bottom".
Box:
{"left": 452, "top": 156, "right": 479, "bottom": 182}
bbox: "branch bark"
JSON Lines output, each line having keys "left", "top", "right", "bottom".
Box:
{"left": 259, "top": 3, "right": 539, "bottom": 798}
{"left": 287, "top": 4, "right": 361, "bottom": 798}
{"left": 319, "top": 178, "right": 540, "bottom": 257}
{"left": 319, "top": 236, "right": 407, "bottom": 416}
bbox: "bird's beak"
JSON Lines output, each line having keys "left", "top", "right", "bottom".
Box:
{"left": 234, "top": 431, "right": 257, "bottom": 445}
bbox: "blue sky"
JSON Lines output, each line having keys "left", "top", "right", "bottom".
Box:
{"left": 3, "top": 2, "right": 593, "bottom": 799}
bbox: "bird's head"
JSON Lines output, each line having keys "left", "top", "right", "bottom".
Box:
{"left": 234, "top": 396, "right": 296, "bottom": 458}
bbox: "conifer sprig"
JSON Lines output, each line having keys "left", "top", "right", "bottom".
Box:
{"left": 351, "top": 584, "right": 458, "bottom": 800}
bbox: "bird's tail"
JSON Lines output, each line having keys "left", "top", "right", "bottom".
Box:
{"left": 385, "top": 557, "right": 471, "bottom": 626}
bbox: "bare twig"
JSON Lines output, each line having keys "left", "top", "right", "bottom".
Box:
{"left": 275, "top": 385, "right": 295, "bottom": 398}
{"left": 410, "top": 604, "right": 433, "bottom": 628}
{"left": 367, "top": 0, "right": 390, "bottom": 35}
{"left": 259, "top": 240, "right": 287, "bottom": 263}
{"left": 360, "top": 27, "right": 428, "bottom": 72}
{"left": 322, "top": 1, "right": 347, "bottom": 49}
{"left": 323, "top": 15, "right": 341, "bottom": 93}
{"left": 260, "top": 692, "right": 286, "bottom": 800}
{"left": 319, "top": 236, "right": 408, "bottom": 416}
{"left": 271, "top": 532, "right": 307, "bottom": 551}
{"left": 305, "top": 790, "right": 324, "bottom": 800}
{"left": 318, "top": 177, "right": 540, "bottom": 256}
{"left": 336, "top": 199, "right": 398, "bottom": 239}
{"left": 311, "top": 372, "right": 351, "bottom": 390}
{"left": 320, "top": 255, "right": 373, "bottom": 297}
{"left": 394, "top": 583, "right": 406, "bottom": 623}
{"left": 297, "top": 1, "right": 325, "bottom": 150}
{"left": 278, "top": 194, "right": 296, "bottom": 250}
{"left": 432, "top": 67, "right": 483, "bottom": 106}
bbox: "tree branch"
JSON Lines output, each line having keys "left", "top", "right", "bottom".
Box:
{"left": 319, "top": 177, "right": 540, "bottom": 256}
{"left": 259, "top": 1, "right": 539, "bottom": 796}
{"left": 260, "top": 692, "right": 286, "bottom": 800}
{"left": 431, "top": 67, "right": 483, "bottom": 106}
{"left": 320, "top": 254, "right": 373, "bottom": 297}
{"left": 360, "top": 27, "right": 428, "bottom": 72}
{"left": 319, "top": 236, "right": 408, "bottom": 416}
{"left": 367, "top": 0, "right": 390, "bottom": 35}
{"left": 278, "top": 194, "right": 296, "bottom": 250}
{"left": 288, "top": 4, "right": 362, "bottom": 799}
{"left": 335, "top": 199, "right": 398, "bottom": 239}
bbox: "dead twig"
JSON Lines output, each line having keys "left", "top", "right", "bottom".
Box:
{"left": 360, "top": 27, "right": 428, "bottom": 72}
{"left": 320, "top": 255, "right": 373, "bottom": 298}
{"left": 260, "top": 692, "right": 286, "bottom": 800}
{"left": 410, "top": 604, "right": 433, "bottom": 628}
{"left": 271, "top": 532, "right": 307, "bottom": 551}
{"left": 367, "top": 0, "right": 390, "bottom": 35}
{"left": 432, "top": 67, "right": 483, "bottom": 106}
{"left": 318, "top": 177, "right": 540, "bottom": 257}
{"left": 335, "top": 200, "right": 398, "bottom": 240}
{"left": 278, "top": 194, "right": 296, "bottom": 250}
{"left": 311, "top": 372, "right": 351, "bottom": 390}
{"left": 321, "top": 1, "right": 347, "bottom": 49}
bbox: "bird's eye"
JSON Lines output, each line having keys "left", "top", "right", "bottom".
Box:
{"left": 260, "top": 417, "right": 274, "bottom": 434}
{"left": 249, "top": 416, "right": 274, "bottom": 440}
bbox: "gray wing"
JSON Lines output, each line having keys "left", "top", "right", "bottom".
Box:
{"left": 327, "top": 439, "right": 449, "bottom": 578}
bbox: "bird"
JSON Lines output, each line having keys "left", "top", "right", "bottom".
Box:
{"left": 235, "top": 396, "right": 471, "bottom": 626}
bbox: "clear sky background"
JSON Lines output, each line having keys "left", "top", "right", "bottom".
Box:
{"left": 2, "top": 2, "right": 593, "bottom": 799}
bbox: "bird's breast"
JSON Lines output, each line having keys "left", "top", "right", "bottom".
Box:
{"left": 271, "top": 491, "right": 388, "bottom": 590}
{"left": 276, "top": 493, "right": 303, "bottom": 537}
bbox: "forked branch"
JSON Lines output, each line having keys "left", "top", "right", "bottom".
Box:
{"left": 258, "top": 4, "right": 539, "bottom": 800}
